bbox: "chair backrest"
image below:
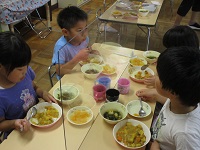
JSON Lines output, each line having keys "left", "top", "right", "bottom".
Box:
{"left": 48, "top": 63, "right": 56, "bottom": 87}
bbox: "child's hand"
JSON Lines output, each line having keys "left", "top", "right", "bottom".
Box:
{"left": 150, "top": 140, "right": 160, "bottom": 150}
{"left": 136, "top": 89, "right": 157, "bottom": 102}
{"left": 15, "top": 119, "right": 30, "bottom": 132}
{"left": 42, "top": 91, "right": 58, "bottom": 104}
{"left": 87, "top": 46, "right": 100, "bottom": 55}
{"left": 74, "top": 48, "right": 90, "bottom": 62}
{"left": 144, "top": 75, "right": 156, "bottom": 86}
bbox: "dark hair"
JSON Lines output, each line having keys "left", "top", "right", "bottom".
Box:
{"left": 163, "top": 25, "right": 199, "bottom": 48}
{"left": 0, "top": 31, "right": 31, "bottom": 74}
{"left": 57, "top": 6, "right": 88, "bottom": 30}
{"left": 157, "top": 46, "right": 200, "bottom": 106}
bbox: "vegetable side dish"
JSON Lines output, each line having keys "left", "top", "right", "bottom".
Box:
{"left": 146, "top": 56, "right": 157, "bottom": 59}
{"left": 116, "top": 122, "right": 146, "bottom": 147}
{"left": 57, "top": 92, "right": 75, "bottom": 100}
{"left": 31, "top": 106, "right": 59, "bottom": 125}
{"left": 85, "top": 69, "right": 99, "bottom": 74}
{"left": 104, "top": 110, "right": 122, "bottom": 120}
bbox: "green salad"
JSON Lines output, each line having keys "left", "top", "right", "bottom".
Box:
{"left": 104, "top": 110, "right": 122, "bottom": 120}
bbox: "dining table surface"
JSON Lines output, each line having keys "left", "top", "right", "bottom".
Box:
{"left": 99, "top": 0, "right": 164, "bottom": 26}
{"left": 0, "top": 43, "right": 156, "bottom": 150}
{"left": 98, "top": 0, "right": 164, "bottom": 51}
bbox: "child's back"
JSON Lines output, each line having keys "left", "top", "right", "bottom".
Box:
{"left": 151, "top": 46, "right": 200, "bottom": 150}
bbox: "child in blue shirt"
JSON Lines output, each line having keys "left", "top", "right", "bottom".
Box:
{"left": 0, "top": 32, "right": 57, "bottom": 143}
{"left": 52, "top": 6, "right": 99, "bottom": 79}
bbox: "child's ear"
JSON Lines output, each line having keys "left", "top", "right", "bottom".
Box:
{"left": 61, "top": 28, "right": 69, "bottom": 36}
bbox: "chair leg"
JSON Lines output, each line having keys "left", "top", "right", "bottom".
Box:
{"left": 25, "top": 9, "right": 51, "bottom": 39}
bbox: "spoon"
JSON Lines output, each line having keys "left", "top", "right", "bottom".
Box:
{"left": 20, "top": 107, "right": 37, "bottom": 132}
{"left": 28, "top": 107, "right": 37, "bottom": 121}
{"left": 141, "top": 64, "right": 149, "bottom": 70}
{"left": 139, "top": 98, "right": 146, "bottom": 117}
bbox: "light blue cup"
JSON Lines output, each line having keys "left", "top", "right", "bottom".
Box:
{"left": 95, "top": 76, "right": 111, "bottom": 90}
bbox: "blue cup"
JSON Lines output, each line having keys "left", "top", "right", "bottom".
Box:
{"left": 95, "top": 76, "right": 111, "bottom": 90}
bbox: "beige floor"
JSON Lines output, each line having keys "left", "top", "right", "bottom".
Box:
{"left": 23, "top": 0, "right": 200, "bottom": 92}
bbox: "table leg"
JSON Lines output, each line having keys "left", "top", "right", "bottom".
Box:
{"left": 104, "top": 22, "right": 107, "bottom": 42}
{"left": 1, "top": 23, "right": 10, "bottom": 31}
{"left": 45, "top": 3, "right": 51, "bottom": 28}
{"left": 146, "top": 27, "right": 151, "bottom": 51}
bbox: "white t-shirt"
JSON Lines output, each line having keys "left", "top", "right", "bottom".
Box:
{"left": 151, "top": 99, "right": 200, "bottom": 150}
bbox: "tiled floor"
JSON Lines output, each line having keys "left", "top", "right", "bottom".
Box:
{"left": 23, "top": 0, "right": 200, "bottom": 92}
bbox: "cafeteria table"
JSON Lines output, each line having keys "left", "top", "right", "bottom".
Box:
{"left": 0, "top": 43, "right": 156, "bottom": 150}
{"left": 98, "top": 0, "right": 164, "bottom": 51}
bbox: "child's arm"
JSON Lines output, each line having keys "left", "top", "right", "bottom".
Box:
{"left": 33, "top": 82, "right": 57, "bottom": 103}
{"left": 136, "top": 88, "right": 167, "bottom": 104}
{"left": 150, "top": 140, "right": 160, "bottom": 150}
{"left": 144, "top": 75, "right": 156, "bottom": 87}
{"left": 55, "top": 48, "right": 90, "bottom": 76}
{"left": 0, "top": 118, "right": 30, "bottom": 132}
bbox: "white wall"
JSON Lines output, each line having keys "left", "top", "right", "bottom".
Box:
{"left": 51, "top": 0, "right": 57, "bottom": 5}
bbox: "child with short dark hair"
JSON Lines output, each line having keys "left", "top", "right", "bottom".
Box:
{"left": 150, "top": 46, "right": 200, "bottom": 150}
{"left": 0, "top": 32, "right": 57, "bottom": 143}
{"left": 144, "top": 25, "right": 199, "bottom": 86}
{"left": 163, "top": 25, "right": 199, "bottom": 48}
{"left": 52, "top": 6, "right": 98, "bottom": 79}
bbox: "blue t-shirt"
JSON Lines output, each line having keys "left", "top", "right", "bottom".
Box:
{"left": 52, "top": 36, "right": 89, "bottom": 79}
{"left": 0, "top": 66, "right": 39, "bottom": 141}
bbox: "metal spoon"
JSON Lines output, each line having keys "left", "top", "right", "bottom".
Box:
{"left": 141, "top": 64, "right": 149, "bottom": 70}
{"left": 20, "top": 107, "right": 37, "bottom": 132}
{"left": 28, "top": 107, "right": 37, "bottom": 121}
{"left": 139, "top": 98, "right": 146, "bottom": 117}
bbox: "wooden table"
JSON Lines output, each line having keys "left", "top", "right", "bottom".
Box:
{"left": 98, "top": 0, "right": 164, "bottom": 51}
{"left": 0, "top": 43, "right": 156, "bottom": 150}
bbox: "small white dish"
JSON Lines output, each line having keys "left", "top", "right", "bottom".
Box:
{"left": 128, "top": 67, "right": 154, "bottom": 83}
{"left": 53, "top": 85, "right": 79, "bottom": 105}
{"left": 81, "top": 63, "right": 103, "bottom": 79}
{"left": 126, "top": 100, "right": 151, "bottom": 118}
{"left": 143, "top": 50, "right": 160, "bottom": 64}
{"left": 139, "top": 9, "right": 149, "bottom": 17}
{"left": 142, "top": 4, "right": 156, "bottom": 12}
{"left": 129, "top": 56, "right": 148, "bottom": 68}
{"left": 67, "top": 106, "right": 93, "bottom": 125}
{"left": 99, "top": 102, "right": 128, "bottom": 124}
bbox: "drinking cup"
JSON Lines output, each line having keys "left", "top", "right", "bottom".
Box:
{"left": 95, "top": 76, "right": 111, "bottom": 90}
{"left": 93, "top": 84, "right": 106, "bottom": 102}
{"left": 106, "top": 89, "right": 120, "bottom": 102}
{"left": 117, "top": 78, "right": 130, "bottom": 94}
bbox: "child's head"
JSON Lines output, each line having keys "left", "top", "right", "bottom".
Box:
{"left": 0, "top": 31, "right": 31, "bottom": 75}
{"left": 57, "top": 6, "right": 88, "bottom": 30}
{"left": 163, "top": 25, "right": 199, "bottom": 48}
{"left": 156, "top": 46, "right": 200, "bottom": 106}
{"left": 57, "top": 6, "right": 88, "bottom": 45}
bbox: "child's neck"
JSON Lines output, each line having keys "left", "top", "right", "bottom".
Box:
{"left": 170, "top": 98, "right": 197, "bottom": 114}
{"left": 0, "top": 76, "right": 15, "bottom": 89}
{"left": 65, "top": 36, "right": 80, "bottom": 46}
